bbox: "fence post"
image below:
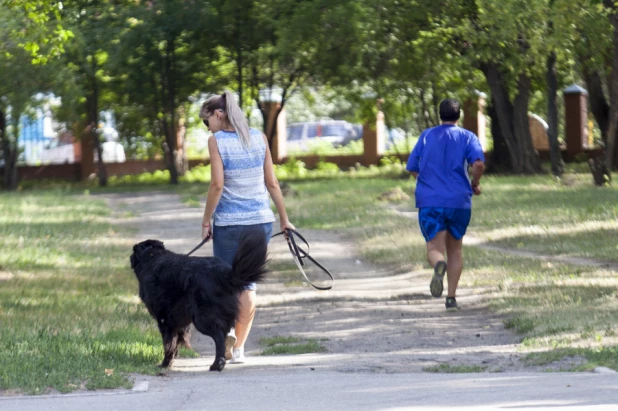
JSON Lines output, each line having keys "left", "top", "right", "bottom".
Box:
{"left": 259, "top": 88, "right": 287, "bottom": 164}
{"left": 363, "top": 106, "right": 385, "bottom": 166}
{"left": 79, "top": 131, "right": 95, "bottom": 180}
{"left": 563, "top": 84, "right": 588, "bottom": 160}
{"left": 463, "top": 92, "right": 487, "bottom": 151}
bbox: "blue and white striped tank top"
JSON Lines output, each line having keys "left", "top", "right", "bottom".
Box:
{"left": 213, "top": 128, "right": 275, "bottom": 226}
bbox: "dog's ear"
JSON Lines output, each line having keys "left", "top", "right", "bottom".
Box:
{"left": 130, "top": 251, "right": 139, "bottom": 270}
{"left": 133, "top": 239, "right": 165, "bottom": 254}
{"left": 130, "top": 240, "right": 165, "bottom": 270}
{"left": 146, "top": 239, "right": 165, "bottom": 250}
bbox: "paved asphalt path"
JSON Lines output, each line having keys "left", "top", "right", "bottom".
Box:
{"left": 1, "top": 368, "right": 617, "bottom": 410}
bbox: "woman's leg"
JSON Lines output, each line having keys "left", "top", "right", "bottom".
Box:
{"left": 212, "top": 224, "right": 241, "bottom": 358}
{"left": 233, "top": 222, "right": 272, "bottom": 351}
{"left": 233, "top": 289, "right": 256, "bottom": 350}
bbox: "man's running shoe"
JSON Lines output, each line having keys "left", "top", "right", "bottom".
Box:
{"left": 430, "top": 260, "right": 447, "bottom": 298}
{"left": 445, "top": 297, "right": 459, "bottom": 311}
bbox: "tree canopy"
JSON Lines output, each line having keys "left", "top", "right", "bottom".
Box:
{"left": 1, "top": 0, "right": 617, "bottom": 188}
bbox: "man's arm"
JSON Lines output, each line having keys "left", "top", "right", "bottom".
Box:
{"left": 406, "top": 131, "right": 426, "bottom": 177}
{"left": 470, "top": 160, "right": 484, "bottom": 195}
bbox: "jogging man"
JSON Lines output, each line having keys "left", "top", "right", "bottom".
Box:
{"left": 406, "top": 98, "right": 485, "bottom": 311}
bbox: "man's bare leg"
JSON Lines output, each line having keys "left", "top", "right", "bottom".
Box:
{"left": 426, "top": 230, "right": 447, "bottom": 267}
{"left": 445, "top": 233, "right": 463, "bottom": 298}
{"left": 427, "top": 231, "right": 448, "bottom": 297}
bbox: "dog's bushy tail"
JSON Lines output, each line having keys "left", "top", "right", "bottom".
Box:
{"left": 229, "top": 230, "right": 268, "bottom": 289}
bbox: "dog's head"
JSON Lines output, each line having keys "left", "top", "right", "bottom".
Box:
{"left": 130, "top": 239, "right": 166, "bottom": 273}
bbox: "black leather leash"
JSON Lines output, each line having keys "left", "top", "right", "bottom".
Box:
{"left": 186, "top": 229, "right": 334, "bottom": 291}
{"left": 186, "top": 233, "right": 212, "bottom": 256}
{"left": 272, "top": 228, "right": 334, "bottom": 291}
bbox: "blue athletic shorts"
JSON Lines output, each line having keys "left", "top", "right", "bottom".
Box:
{"left": 418, "top": 207, "right": 471, "bottom": 242}
{"left": 212, "top": 222, "right": 273, "bottom": 291}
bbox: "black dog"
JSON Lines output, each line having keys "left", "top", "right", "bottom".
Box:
{"left": 130, "top": 231, "right": 267, "bottom": 371}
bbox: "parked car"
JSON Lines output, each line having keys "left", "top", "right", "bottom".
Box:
{"left": 38, "top": 140, "right": 76, "bottom": 164}
{"left": 95, "top": 141, "right": 126, "bottom": 163}
{"left": 39, "top": 140, "right": 126, "bottom": 164}
{"left": 286, "top": 120, "right": 360, "bottom": 151}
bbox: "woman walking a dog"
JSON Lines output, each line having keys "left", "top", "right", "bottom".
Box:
{"left": 200, "top": 91, "right": 295, "bottom": 364}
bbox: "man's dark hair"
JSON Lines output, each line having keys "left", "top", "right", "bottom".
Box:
{"left": 439, "top": 99, "right": 461, "bottom": 122}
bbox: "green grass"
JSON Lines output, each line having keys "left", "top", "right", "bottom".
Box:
{"left": 0, "top": 190, "right": 178, "bottom": 394}
{"left": 423, "top": 364, "right": 486, "bottom": 373}
{"left": 4, "top": 164, "right": 618, "bottom": 389}
{"left": 471, "top": 173, "right": 618, "bottom": 260}
{"left": 259, "top": 335, "right": 327, "bottom": 355}
{"left": 522, "top": 346, "right": 618, "bottom": 371}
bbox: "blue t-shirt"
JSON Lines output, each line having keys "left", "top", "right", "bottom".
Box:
{"left": 406, "top": 124, "right": 485, "bottom": 209}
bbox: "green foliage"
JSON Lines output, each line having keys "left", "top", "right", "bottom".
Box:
{"left": 108, "top": 169, "right": 172, "bottom": 186}
{"left": 274, "top": 158, "right": 309, "bottom": 180}
{"left": 1, "top": 0, "right": 614, "bottom": 176}
{"left": 3, "top": 0, "right": 73, "bottom": 63}
{"left": 181, "top": 164, "right": 212, "bottom": 183}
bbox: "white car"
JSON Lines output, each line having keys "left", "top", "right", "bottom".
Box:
{"left": 39, "top": 140, "right": 126, "bottom": 164}
{"left": 286, "top": 120, "right": 360, "bottom": 152}
{"left": 95, "top": 141, "right": 126, "bottom": 163}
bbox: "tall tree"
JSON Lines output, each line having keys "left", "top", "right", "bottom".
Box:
{"left": 111, "top": 0, "right": 219, "bottom": 184}
{"left": 602, "top": 0, "right": 618, "bottom": 169}
{"left": 241, "top": 0, "right": 365, "bottom": 147}
{"left": 54, "top": 0, "right": 130, "bottom": 186}
{"left": 0, "top": 3, "right": 62, "bottom": 190}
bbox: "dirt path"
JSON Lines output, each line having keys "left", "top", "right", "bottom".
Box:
{"left": 105, "top": 192, "right": 532, "bottom": 374}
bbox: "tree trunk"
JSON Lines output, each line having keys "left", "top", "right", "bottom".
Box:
{"left": 176, "top": 105, "right": 188, "bottom": 174}
{"left": 430, "top": 81, "right": 440, "bottom": 125}
{"left": 605, "top": 1, "right": 618, "bottom": 170}
{"left": 0, "top": 108, "right": 19, "bottom": 191}
{"left": 237, "top": 48, "right": 243, "bottom": 109}
{"left": 163, "top": 41, "right": 179, "bottom": 184}
{"left": 482, "top": 63, "right": 521, "bottom": 172}
{"left": 482, "top": 63, "right": 541, "bottom": 173}
{"left": 5, "top": 117, "right": 19, "bottom": 190}
{"left": 582, "top": 67, "right": 609, "bottom": 144}
{"left": 513, "top": 74, "right": 542, "bottom": 173}
{"left": 86, "top": 71, "right": 107, "bottom": 187}
{"left": 487, "top": 101, "right": 511, "bottom": 171}
{"left": 546, "top": 51, "right": 563, "bottom": 176}
{"left": 420, "top": 88, "right": 431, "bottom": 130}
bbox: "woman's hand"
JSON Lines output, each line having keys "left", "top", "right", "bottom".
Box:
{"left": 280, "top": 219, "right": 296, "bottom": 233}
{"left": 202, "top": 223, "right": 213, "bottom": 240}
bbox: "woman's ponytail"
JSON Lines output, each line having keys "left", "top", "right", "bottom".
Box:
{"left": 223, "top": 91, "right": 251, "bottom": 149}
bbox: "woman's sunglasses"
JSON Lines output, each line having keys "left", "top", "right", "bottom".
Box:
{"left": 202, "top": 110, "right": 219, "bottom": 129}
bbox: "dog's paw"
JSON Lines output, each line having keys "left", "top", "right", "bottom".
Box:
{"left": 209, "top": 357, "right": 226, "bottom": 372}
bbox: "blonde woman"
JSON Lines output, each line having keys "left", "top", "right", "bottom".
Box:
{"left": 200, "top": 91, "right": 295, "bottom": 363}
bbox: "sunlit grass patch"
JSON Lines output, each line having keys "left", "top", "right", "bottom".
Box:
{"left": 259, "top": 335, "right": 327, "bottom": 355}
{"left": 522, "top": 346, "right": 618, "bottom": 372}
{"left": 0, "top": 190, "right": 166, "bottom": 394}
